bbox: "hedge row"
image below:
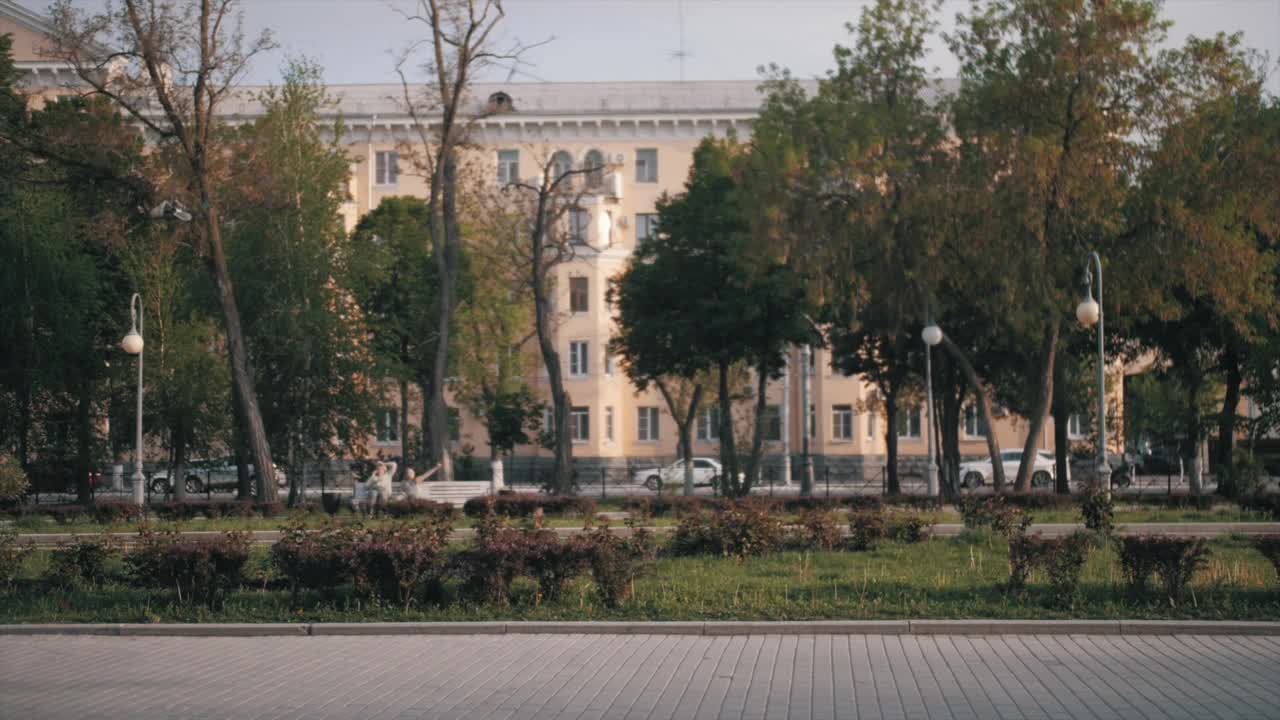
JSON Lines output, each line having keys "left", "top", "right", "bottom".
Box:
{"left": 462, "top": 494, "right": 597, "bottom": 518}
{"left": 623, "top": 494, "right": 942, "bottom": 517}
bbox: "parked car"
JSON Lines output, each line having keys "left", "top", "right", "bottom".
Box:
{"left": 632, "top": 457, "right": 724, "bottom": 492}
{"left": 959, "top": 450, "right": 1056, "bottom": 489}
{"left": 24, "top": 460, "right": 106, "bottom": 494}
{"left": 151, "top": 458, "right": 286, "bottom": 495}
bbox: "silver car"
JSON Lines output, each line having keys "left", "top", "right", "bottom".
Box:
{"left": 959, "top": 450, "right": 1057, "bottom": 489}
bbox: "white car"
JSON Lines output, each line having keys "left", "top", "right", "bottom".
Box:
{"left": 959, "top": 450, "right": 1057, "bottom": 489}
{"left": 633, "top": 457, "right": 723, "bottom": 491}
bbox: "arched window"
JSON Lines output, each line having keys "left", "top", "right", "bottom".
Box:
{"left": 550, "top": 150, "right": 573, "bottom": 187}
{"left": 487, "top": 91, "right": 513, "bottom": 113}
{"left": 584, "top": 149, "right": 605, "bottom": 189}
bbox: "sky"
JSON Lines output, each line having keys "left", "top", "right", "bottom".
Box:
{"left": 20, "top": 0, "right": 1280, "bottom": 91}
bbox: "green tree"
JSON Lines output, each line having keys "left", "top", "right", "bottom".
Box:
{"left": 224, "top": 61, "right": 377, "bottom": 505}
{"left": 947, "top": 0, "right": 1168, "bottom": 490}
{"left": 48, "top": 0, "right": 283, "bottom": 500}
{"left": 614, "top": 137, "right": 812, "bottom": 497}
{"left": 348, "top": 196, "right": 443, "bottom": 467}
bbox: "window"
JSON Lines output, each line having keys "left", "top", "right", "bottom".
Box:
{"left": 448, "top": 407, "right": 461, "bottom": 443}
{"left": 808, "top": 404, "right": 816, "bottom": 439}
{"left": 604, "top": 352, "right": 614, "bottom": 377}
{"left": 550, "top": 150, "right": 573, "bottom": 186}
{"left": 638, "top": 407, "right": 660, "bottom": 441}
{"left": 635, "top": 148, "right": 658, "bottom": 183}
{"left": 605, "top": 406, "right": 615, "bottom": 442}
{"left": 897, "top": 406, "right": 923, "bottom": 439}
{"left": 807, "top": 348, "right": 816, "bottom": 376}
{"left": 1068, "top": 413, "right": 1087, "bottom": 439}
{"left": 569, "top": 209, "right": 590, "bottom": 245}
{"left": 487, "top": 91, "right": 513, "bottom": 113}
{"left": 635, "top": 213, "right": 659, "bottom": 246}
{"left": 376, "top": 408, "right": 399, "bottom": 444}
{"left": 584, "top": 149, "right": 605, "bottom": 188}
{"left": 867, "top": 411, "right": 877, "bottom": 440}
{"left": 569, "top": 341, "right": 589, "bottom": 377}
{"left": 571, "top": 406, "right": 590, "bottom": 442}
{"left": 832, "top": 405, "right": 853, "bottom": 441}
{"left": 964, "top": 405, "right": 990, "bottom": 439}
{"left": 569, "top": 277, "right": 588, "bottom": 313}
{"left": 375, "top": 151, "right": 398, "bottom": 185}
{"left": 497, "top": 149, "right": 520, "bottom": 185}
{"left": 764, "top": 405, "right": 782, "bottom": 442}
{"left": 697, "top": 407, "right": 720, "bottom": 441}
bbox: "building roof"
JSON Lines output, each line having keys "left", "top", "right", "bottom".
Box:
{"left": 220, "top": 80, "right": 820, "bottom": 120}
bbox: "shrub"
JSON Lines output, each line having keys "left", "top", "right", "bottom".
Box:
{"left": 669, "top": 500, "right": 783, "bottom": 559}
{"left": 0, "top": 527, "right": 29, "bottom": 588}
{"left": 271, "top": 521, "right": 360, "bottom": 602}
{"left": 1239, "top": 494, "right": 1280, "bottom": 520}
{"left": 127, "top": 530, "right": 251, "bottom": 607}
{"left": 1219, "top": 451, "right": 1267, "bottom": 498}
{"left": 463, "top": 494, "right": 596, "bottom": 519}
{"left": 793, "top": 509, "right": 843, "bottom": 551}
{"left": 1080, "top": 488, "right": 1115, "bottom": 537}
{"left": 349, "top": 521, "right": 451, "bottom": 608}
{"left": 1116, "top": 535, "right": 1210, "bottom": 602}
{"left": 520, "top": 530, "right": 589, "bottom": 601}
{"left": 91, "top": 501, "right": 145, "bottom": 524}
{"left": 1007, "top": 531, "right": 1091, "bottom": 603}
{"left": 957, "top": 496, "right": 1032, "bottom": 539}
{"left": 0, "top": 455, "right": 30, "bottom": 501}
{"left": 49, "top": 536, "right": 119, "bottom": 588}
{"left": 581, "top": 521, "right": 653, "bottom": 608}
{"left": 1251, "top": 536, "right": 1280, "bottom": 581}
{"left": 623, "top": 495, "right": 724, "bottom": 518}
{"left": 382, "top": 499, "right": 456, "bottom": 522}
{"left": 886, "top": 512, "right": 934, "bottom": 544}
{"left": 848, "top": 509, "right": 887, "bottom": 551}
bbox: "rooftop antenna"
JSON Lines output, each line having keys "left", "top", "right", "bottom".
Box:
{"left": 668, "top": 0, "right": 691, "bottom": 82}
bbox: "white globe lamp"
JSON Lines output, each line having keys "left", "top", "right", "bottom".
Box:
{"left": 121, "top": 328, "right": 144, "bottom": 355}
{"left": 1076, "top": 297, "right": 1100, "bottom": 328}
{"left": 921, "top": 324, "right": 943, "bottom": 347}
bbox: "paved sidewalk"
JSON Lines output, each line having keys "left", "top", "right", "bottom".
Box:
{"left": 3, "top": 632, "right": 1278, "bottom": 719}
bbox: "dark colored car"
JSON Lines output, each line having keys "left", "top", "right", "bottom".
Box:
{"left": 24, "top": 461, "right": 106, "bottom": 494}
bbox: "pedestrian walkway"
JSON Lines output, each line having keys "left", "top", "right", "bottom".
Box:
{"left": 3, "top": 632, "right": 1277, "bottom": 719}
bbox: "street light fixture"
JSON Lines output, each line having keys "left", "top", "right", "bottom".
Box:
{"left": 922, "top": 321, "right": 942, "bottom": 498}
{"left": 121, "top": 293, "right": 145, "bottom": 506}
{"left": 1077, "top": 251, "right": 1111, "bottom": 498}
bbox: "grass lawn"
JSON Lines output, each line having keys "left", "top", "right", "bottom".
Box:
{"left": 4, "top": 534, "right": 1278, "bottom": 624}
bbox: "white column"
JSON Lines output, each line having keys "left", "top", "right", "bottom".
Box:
{"left": 781, "top": 349, "right": 792, "bottom": 486}
{"left": 491, "top": 457, "right": 505, "bottom": 494}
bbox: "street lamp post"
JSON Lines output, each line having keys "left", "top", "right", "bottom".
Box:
{"left": 922, "top": 322, "right": 943, "bottom": 498}
{"left": 121, "top": 293, "right": 145, "bottom": 506}
{"left": 1076, "top": 252, "right": 1111, "bottom": 498}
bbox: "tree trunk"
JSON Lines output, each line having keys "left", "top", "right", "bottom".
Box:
{"left": 941, "top": 335, "right": 1006, "bottom": 491}
{"left": 418, "top": 377, "right": 433, "bottom": 468}
{"left": 1014, "top": 319, "right": 1060, "bottom": 492}
{"left": 203, "top": 204, "right": 276, "bottom": 502}
{"left": 717, "top": 358, "right": 743, "bottom": 496}
{"left": 399, "top": 378, "right": 411, "bottom": 467}
{"left": 1186, "top": 374, "right": 1204, "bottom": 495}
{"left": 938, "top": 363, "right": 963, "bottom": 502}
{"left": 75, "top": 375, "right": 93, "bottom": 503}
{"left": 1215, "top": 346, "right": 1242, "bottom": 494}
{"left": 745, "top": 360, "right": 770, "bottom": 488}
{"left": 656, "top": 379, "right": 703, "bottom": 497}
{"left": 884, "top": 387, "right": 900, "bottom": 496}
{"left": 1052, "top": 356, "right": 1071, "bottom": 495}
{"left": 172, "top": 417, "right": 188, "bottom": 503}
{"left": 428, "top": 151, "right": 462, "bottom": 485}
{"left": 230, "top": 381, "right": 253, "bottom": 500}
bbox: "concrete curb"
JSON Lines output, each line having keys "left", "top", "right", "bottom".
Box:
{"left": 3, "top": 620, "right": 1279, "bottom": 638}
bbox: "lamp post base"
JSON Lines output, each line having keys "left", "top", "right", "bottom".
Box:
{"left": 927, "top": 462, "right": 940, "bottom": 498}
{"left": 1098, "top": 462, "right": 1112, "bottom": 501}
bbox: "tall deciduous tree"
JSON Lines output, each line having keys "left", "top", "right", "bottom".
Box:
{"left": 48, "top": 0, "right": 282, "bottom": 500}
{"left": 394, "top": 0, "right": 529, "bottom": 483}
{"left": 224, "top": 61, "right": 377, "bottom": 505}
{"left": 947, "top": 0, "right": 1167, "bottom": 490}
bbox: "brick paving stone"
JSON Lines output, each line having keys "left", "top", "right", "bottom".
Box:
{"left": 2, "top": 633, "right": 1279, "bottom": 719}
